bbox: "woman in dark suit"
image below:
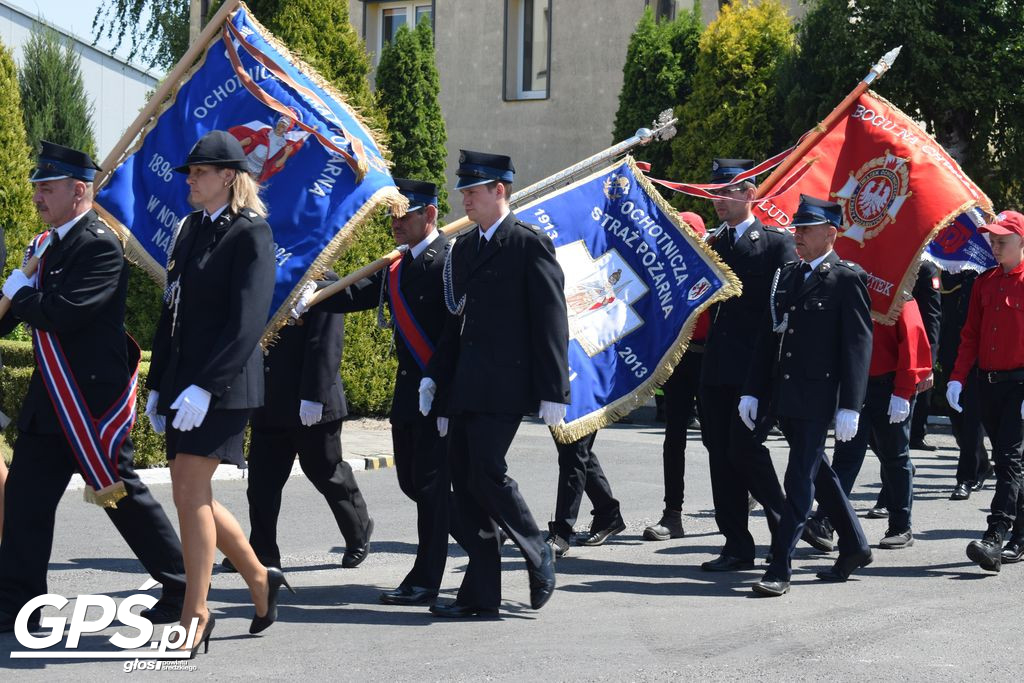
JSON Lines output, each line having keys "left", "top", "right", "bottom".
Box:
{"left": 145, "top": 130, "right": 288, "bottom": 652}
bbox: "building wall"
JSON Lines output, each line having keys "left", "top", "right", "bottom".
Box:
{"left": 352, "top": 0, "right": 805, "bottom": 220}
{"left": 0, "top": 0, "right": 158, "bottom": 164}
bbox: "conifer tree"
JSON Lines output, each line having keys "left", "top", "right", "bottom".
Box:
{"left": 375, "top": 18, "right": 449, "bottom": 215}
{"left": 0, "top": 40, "right": 40, "bottom": 277}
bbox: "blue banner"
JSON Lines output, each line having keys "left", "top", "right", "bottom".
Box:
{"left": 517, "top": 158, "right": 740, "bottom": 440}
{"left": 95, "top": 5, "right": 401, "bottom": 342}
{"left": 926, "top": 207, "right": 996, "bottom": 273}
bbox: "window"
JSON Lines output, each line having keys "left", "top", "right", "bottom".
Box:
{"left": 504, "top": 0, "right": 551, "bottom": 100}
{"left": 646, "top": 0, "right": 676, "bottom": 21}
{"left": 377, "top": 2, "right": 433, "bottom": 52}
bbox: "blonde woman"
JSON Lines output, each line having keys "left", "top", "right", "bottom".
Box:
{"left": 146, "top": 130, "right": 289, "bottom": 653}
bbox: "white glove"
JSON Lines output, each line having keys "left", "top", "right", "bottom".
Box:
{"left": 737, "top": 395, "right": 759, "bottom": 431}
{"left": 887, "top": 395, "right": 911, "bottom": 424}
{"left": 289, "top": 280, "right": 318, "bottom": 319}
{"left": 299, "top": 400, "right": 323, "bottom": 427}
{"left": 170, "top": 385, "right": 212, "bottom": 432}
{"left": 538, "top": 400, "right": 567, "bottom": 426}
{"left": 418, "top": 377, "right": 436, "bottom": 416}
{"left": 145, "top": 391, "right": 165, "bottom": 434}
{"left": 1021, "top": 399, "right": 1024, "bottom": 420}
{"left": 834, "top": 409, "right": 859, "bottom": 442}
{"left": 437, "top": 417, "right": 449, "bottom": 437}
{"left": 2, "top": 269, "right": 33, "bottom": 299}
{"left": 946, "top": 380, "right": 963, "bottom": 413}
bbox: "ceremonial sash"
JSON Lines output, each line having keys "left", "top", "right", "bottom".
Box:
{"left": 387, "top": 257, "right": 434, "bottom": 370}
{"left": 31, "top": 233, "right": 141, "bottom": 508}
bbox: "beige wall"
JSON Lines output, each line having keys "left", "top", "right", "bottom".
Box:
{"left": 352, "top": 0, "right": 805, "bottom": 221}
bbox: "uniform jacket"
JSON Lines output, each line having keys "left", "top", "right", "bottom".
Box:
{"left": 701, "top": 218, "right": 797, "bottom": 387}
{"left": 912, "top": 259, "right": 942, "bottom": 359}
{"left": 147, "top": 208, "right": 276, "bottom": 412}
{"left": 426, "top": 213, "right": 570, "bottom": 416}
{"left": 744, "top": 250, "right": 873, "bottom": 422}
{"left": 0, "top": 210, "right": 131, "bottom": 434}
{"left": 318, "top": 233, "right": 449, "bottom": 423}
{"left": 253, "top": 274, "right": 347, "bottom": 430}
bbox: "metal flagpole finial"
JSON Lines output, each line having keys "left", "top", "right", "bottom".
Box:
{"left": 635, "top": 109, "right": 678, "bottom": 145}
{"left": 864, "top": 45, "right": 902, "bottom": 85}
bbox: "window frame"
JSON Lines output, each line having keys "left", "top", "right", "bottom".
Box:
{"left": 646, "top": 0, "right": 677, "bottom": 22}
{"left": 375, "top": 1, "right": 435, "bottom": 55}
{"left": 503, "top": 0, "right": 552, "bottom": 102}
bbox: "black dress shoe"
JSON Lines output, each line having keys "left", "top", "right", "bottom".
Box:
{"left": 250, "top": 566, "right": 296, "bottom": 634}
{"left": 910, "top": 438, "right": 937, "bottom": 451}
{"left": 752, "top": 575, "right": 790, "bottom": 597}
{"left": 966, "top": 530, "right": 1003, "bottom": 572}
{"left": 578, "top": 518, "right": 626, "bottom": 546}
{"left": 1001, "top": 538, "right": 1024, "bottom": 564}
{"left": 527, "top": 543, "right": 556, "bottom": 610}
{"left": 816, "top": 549, "right": 873, "bottom": 582}
{"left": 973, "top": 464, "right": 994, "bottom": 491}
{"left": 866, "top": 506, "right": 889, "bottom": 519}
{"left": 701, "top": 554, "right": 754, "bottom": 572}
{"left": 139, "top": 597, "right": 184, "bottom": 624}
{"left": 379, "top": 585, "right": 439, "bottom": 606}
{"left": 802, "top": 517, "right": 835, "bottom": 553}
{"left": 429, "top": 601, "right": 499, "bottom": 618}
{"left": 220, "top": 557, "right": 238, "bottom": 573}
{"left": 949, "top": 482, "right": 972, "bottom": 501}
{"left": 342, "top": 518, "right": 374, "bottom": 568}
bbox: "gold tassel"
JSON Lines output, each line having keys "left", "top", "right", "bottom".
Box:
{"left": 83, "top": 481, "right": 128, "bottom": 509}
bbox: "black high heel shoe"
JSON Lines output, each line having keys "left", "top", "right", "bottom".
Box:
{"left": 187, "top": 615, "right": 215, "bottom": 659}
{"left": 249, "top": 566, "right": 295, "bottom": 634}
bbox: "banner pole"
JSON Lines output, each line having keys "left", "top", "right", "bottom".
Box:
{"left": 754, "top": 45, "right": 902, "bottom": 200}
{"left": 95, "top": 0, "right": 243, "bottom": 188}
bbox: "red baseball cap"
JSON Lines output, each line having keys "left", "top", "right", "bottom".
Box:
{"left": 980, "top": 210, "right": 1024, "bottom": 237}
{"left": 679, "top": 211, "right": 706, "bottom": 237}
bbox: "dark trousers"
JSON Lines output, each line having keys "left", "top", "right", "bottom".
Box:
{"left": 910, "top": 387, "right": 931, "bottom": 443}
{"left": 699, "top": 382, "right": 784, "bottom": 561}
{"left": 977, "top": 379, "right": 1024, "bottom": 533}
{"left": 392, "top": 415, "right": 462, "bottom": 591}
{"left": 661, "top": 350, "right": 703, "bottom": 511}
{"left": 949, "top": 371, "right": 991, "bottom": 485}
{"left": 246, "top": 419, "right": 369, "bottom": 565}
{"left": 448, "top": 412, "right": 545, "bottom": 609}
{"left": 826, "top": 381, "right": 915, "bottom": 532}
{"left": 0, "top": 431, "right": 186, "bottom": 616}
{"left": 550, "top": 432, "right": 621, "bottom": 539}
{"left": 768, "top": 417, "right": 869, "bottom": 580}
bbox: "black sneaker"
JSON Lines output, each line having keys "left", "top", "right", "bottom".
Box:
{"left": 967, "top": 530, "right": 1004, "bottom": 572}
{"left": 879, "top": 528, "right": 914, "bottom": 549}
{"left": 866, "top": 506, "right": 889, "bottom": 519}
{"left": 802, "top": 517, "right": 835, "bottom": 553}
{"left": 643, "top": 509, "right": 685, "bottom": 541}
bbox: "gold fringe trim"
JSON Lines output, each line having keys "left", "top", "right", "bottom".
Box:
{"left": 865, "top": 91, "right": 995, "bottom": 325}
{"left": 260, "top": 185, "right": 408, "bottom": 349}
{"left": 83, "top": 480, "right": 128, "bottom": 509}
{"left": 536, "top": 155, "right": 741, "bottom": 444}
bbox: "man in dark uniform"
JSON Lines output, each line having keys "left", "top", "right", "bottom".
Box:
{"left": 293, "top": 178, "right": 463, "bottom": 605}
{"left": 231, "top": 272, "right": 373, "bottom": 573}
{"left": 740, "top": 195, "right": 873, "bottom": 597}
{"left": 0, "top": 142, "right": 186, "bottom": 630}
{"left": 909, "top": 259, "right": 942, "bottom": 451}
{"left": 698, "top": 159, "right": 795, "bottom": 571}
{"left": 421, "top": 150, "right": 569, "bottom": 617}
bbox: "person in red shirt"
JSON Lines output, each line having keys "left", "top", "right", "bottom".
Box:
{"left": 803, "top": 294, "right": 932, "bottom": 551}
{"left": 643, "top": 211, "right": 709, "bottom": 541}
{"left": 947, "top": 210, "right": 1024, "bottom": 571}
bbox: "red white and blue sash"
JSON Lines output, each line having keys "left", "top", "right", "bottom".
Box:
{"left": 30, "top": 231, "right": 139, "bottom": 508}
{"left": 387, "top": 257, "right": 434, "bottom": 370}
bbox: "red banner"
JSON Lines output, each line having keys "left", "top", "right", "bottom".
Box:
{"left": 754, "top": 91, "right": 992, "bottom": 323}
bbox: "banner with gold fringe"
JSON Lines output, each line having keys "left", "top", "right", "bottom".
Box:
{"left": 517, "top": 157, "right": 740, "bottom": 443}
{"left": 94, "top": 2, "right": 404, "bottom": 345}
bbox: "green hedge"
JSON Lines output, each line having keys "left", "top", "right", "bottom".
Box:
{"left": 1, "top": 340, "right": 169, "bottom": 469}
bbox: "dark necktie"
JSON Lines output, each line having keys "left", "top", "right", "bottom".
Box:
{"left": 726, "top": 227, "right": 737, "bottom": 245}
{"left": 477, "top": 231, "right": 486, "bottom": 253}
{"left": 800, "top": 262, "right": 813, "bottom": 279}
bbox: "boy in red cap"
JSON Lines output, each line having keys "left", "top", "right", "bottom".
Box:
{"left": 947, "top": 210, "right": 1024, "bottom": 571}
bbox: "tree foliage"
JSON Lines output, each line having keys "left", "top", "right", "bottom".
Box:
{"left": 375, "top": 19, "right": 450, "bottom": 214}
{"left": 92, "top": 0, "right": 189, "bottom": 71}
{"left": 612, "top": 6, "right": 701, "bottom": 178}
{"left": 0, "top": 40, "right": 41, "bottom": 278}
{"left": 669, "top": 0, "right": 795, "bottom": 218}
{"left": 778, "top": 0, "right": 1024, "bottom": 210}
{"left": 19, "top": 28, "right": 97, "bottom": 161}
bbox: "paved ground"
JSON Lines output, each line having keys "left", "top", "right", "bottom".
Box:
{"left": 1, "top": 412, "right": 1020, "bottom": 681}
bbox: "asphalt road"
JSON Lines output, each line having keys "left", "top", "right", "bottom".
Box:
{"left": 1, "top": 415, "right": 1018, "bottom": 681}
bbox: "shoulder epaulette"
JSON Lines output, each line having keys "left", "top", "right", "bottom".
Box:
{"left": 765, "top": 225, "right": 788, "bottom": 234}
{"left": 837, "top": 260, "right": 859, "bottom": 270}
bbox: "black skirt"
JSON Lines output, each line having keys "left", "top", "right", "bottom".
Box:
{"left": 165, "top": 408, "right": 251, "bottom": 468}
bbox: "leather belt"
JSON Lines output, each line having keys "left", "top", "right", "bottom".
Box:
{"left": 981, "top": 368, "right": 1024, "bottom": 384}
